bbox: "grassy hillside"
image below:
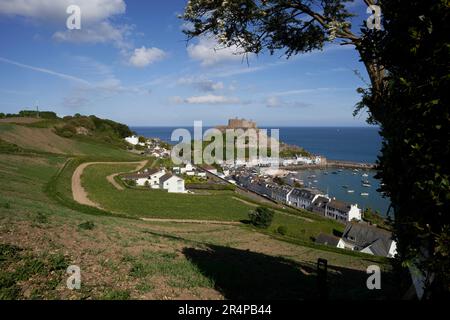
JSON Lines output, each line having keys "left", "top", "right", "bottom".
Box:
{"left": 0, "top": 122, "right": 136, "bottom": 158}
{"left": 0, "top": 115, "right": 399, "bottom": 300}
{"left": 0, "top": 151, "right": 399, "bottom": 300}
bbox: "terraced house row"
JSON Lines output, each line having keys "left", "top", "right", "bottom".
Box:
{"left": 234, "top": 173, "right": 362, "bottom": 223}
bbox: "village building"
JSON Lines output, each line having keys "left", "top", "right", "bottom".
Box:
{"left": 315, "top": 233, "right": 341, "bottom": 247}
{"left": 159, "top": 174, "right": 186, "bottom": 193}
{"left": 310, "top": 197, "right": 361, "bottom": 222}
{"left": 337, "top": 222, "right": 397, "bottom": 257}
{"left": 268, "top": 185, "right": 293, "bottom": 203}
{"left": 288, "top": 188, "right": 322, "bottom": 209}
{"left": 310, "top": 196, "right": 330, "bottom": 215}
{"left": 123, "top": 169, "right": 166, "bottom": 188}
{"left": 124, "top": 135, "right": 139, "bottom": 145}
{"left": 326, "top": 199, "right": 362, "bottom": 222}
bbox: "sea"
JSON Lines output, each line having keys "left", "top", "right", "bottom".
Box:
{"left": 132, "top": 126, "right": 390, "bottom": 215}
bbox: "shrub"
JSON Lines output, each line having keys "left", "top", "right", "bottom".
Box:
{"left": 102, "top": 289, "right": 131, "bottom": 300}
{"left": 277, "top": 225, "right": 288, "bottom": 236}
{"left": 125, "top": 179, "right": 136, "bottom": 187}
{"left": 47, "top": 253, "right": 69, "bottom": 271}
{"left": 248, "top": 206, "right": 274, "bottom": 229}
{"left": 78, "top": 221, "right": 95, "bottom": 230}
{"left": 2, "top": 202, "right": 11, "bottom": 209}
{"left": 35, "top": 212, "right": 48, "bottom": 224}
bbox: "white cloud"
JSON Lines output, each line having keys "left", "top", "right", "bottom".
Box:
{"left": 0, "top": 0, "right": 156, "bottom": 63}
{"left": 265, "top": 96, "right": 311, "bottom": 108}
{"left": 187, "top": 37, "right": 246, "bottom": 67}
{"left": 129, "top": 46, "right": 167, "bottom": 68}
{"left": 53, "top": 21, "right": 132, "bottom": 50}
{"left": 0, "top": 0, "right": 126, "bottom": 24}
{"left": 266, "top": 96, "right": 282, "bottom": 108}
{"left": 0, "top": 56, "right": 90, "bottom": 85}
{"left": 177, "top": 77, "right": 224, "bottom": 92}
{"left": 171, "top": 94, "right": 241, "bottom": 105}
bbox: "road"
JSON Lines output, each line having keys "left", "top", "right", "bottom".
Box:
{"left": 71, "top": 160, "right": 147, "bottom": 209}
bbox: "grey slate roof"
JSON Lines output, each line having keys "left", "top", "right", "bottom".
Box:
{"left": 123, "top": 168, "right": 160, "bottom": 180}
{"left": 328, "top": 199, "right": 352, "bottom": 212}
{"left": 342, "top": 222, "right": 393, "bottom": 257}
{"left": 315, "top": 233, "right": 340, "bottom": 247}
{"left": 159, "top": 173, "right": 174, "bottom": 183}
{"left": 289, "top": 188, "right": 319, "bottom": 200}
{"left": 311, "top": 196, "right": 330, "bottom": 209}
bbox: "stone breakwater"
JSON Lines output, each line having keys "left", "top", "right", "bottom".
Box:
{"left": 284, "top": 160, "right": 375, "bottom": 171}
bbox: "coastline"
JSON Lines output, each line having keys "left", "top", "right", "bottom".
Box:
{"left": 283, "top": 159, "right": 376, "bottom": 171}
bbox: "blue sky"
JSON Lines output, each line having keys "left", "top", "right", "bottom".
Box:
{"left": 0, "top": 0, "right": 373, "bottom": 126}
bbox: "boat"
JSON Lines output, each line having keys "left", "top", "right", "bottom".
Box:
{"left": 342, "top": 185, "right": 348, "bottom": 189}
{"left": 313, "top": 180, "right": 318, "bottom": 183}
{"left": 360, "top": 192, "right": 369, "bottom": 196}
{"left": 362, "top": 183, "right": 371, "bottom": 187}
{"left": 362, "top": 173, "right": 369, "bottom": 177}
{"left": 347, "top": 190, "right": 355, "bottom": 193}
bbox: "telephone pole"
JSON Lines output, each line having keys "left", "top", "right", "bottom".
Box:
{"left": 35, "top": 100, "right": 40, "bottom": 118}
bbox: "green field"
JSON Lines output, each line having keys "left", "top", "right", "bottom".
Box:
{"left": 78, "top": 162, "right": 351, "bottom": 248}
{"left": 81, "top": 163, "right": 253, "bottom": 221}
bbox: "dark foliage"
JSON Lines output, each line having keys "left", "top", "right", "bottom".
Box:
{"left": 357, "top": 0, "right": 450, "bottom": 298}
{"left": 249, "top": 206, "right": 275, "bottom": 228}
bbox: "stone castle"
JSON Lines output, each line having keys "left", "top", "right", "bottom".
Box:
{"left": 216, "top": 118, "right": 257, "bottom": 131}
{"left": 227, "top": 118, "right": 257, "bottom": 129}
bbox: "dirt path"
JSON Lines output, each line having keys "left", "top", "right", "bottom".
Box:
{"left": 72, "top": 160, "right": 147, "bottom": 209}
{"left": 106, "top": 160, "right": 148, "bottom": 190}
{"left": 141, "top": 218, "right": 241, "bottom": 225}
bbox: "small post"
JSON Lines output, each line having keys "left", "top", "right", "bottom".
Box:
{"left": 317, "top": 258, "right": 328, "bottom": 300}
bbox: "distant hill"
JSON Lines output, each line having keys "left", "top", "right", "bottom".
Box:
{"left": 0, "top": 111, "right": 134, "bottom": 157}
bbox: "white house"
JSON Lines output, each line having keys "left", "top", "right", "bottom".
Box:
{"left": 268, "top": 185, "right": 293, "bottom": 203}
{"left": 325, "top": 199, "right": 362, "bottom": 222}
{"left": 159, "top": 174, "right": 186, "bottom": 193}
{"left": 123, "top": 169, "right": 166, "bottom": 188}
{"left": 337, "top": 222, "right": 397, "bottom": 258}
{"left": 180, "top": 163, "right": 194, "bottom": 174}
{"left": 148, "top": 169, "right": 167, "bottom": 189}
{"left": 125, "top": 135, "right": 139, "bottom": 145}
{"left": 296, "top": 156, "right": 313, "bottom": 165}
{"left": 197, "top": 172, "right": 207, "bottom": 178}
{"left": 124, "top": 173, "right": 150, "bottom": 186}
{"left": 288, "top": 188, "right": 322, "bottom": 209}
{"left": 282, "top": 158, "right": 296, "bottom": 166}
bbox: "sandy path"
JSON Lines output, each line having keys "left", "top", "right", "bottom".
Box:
{"left": 72, "top": 160, "right": 147, "bottom": 209}
{"left": 106, "top": 159, "right": 148, "bottom": 190}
